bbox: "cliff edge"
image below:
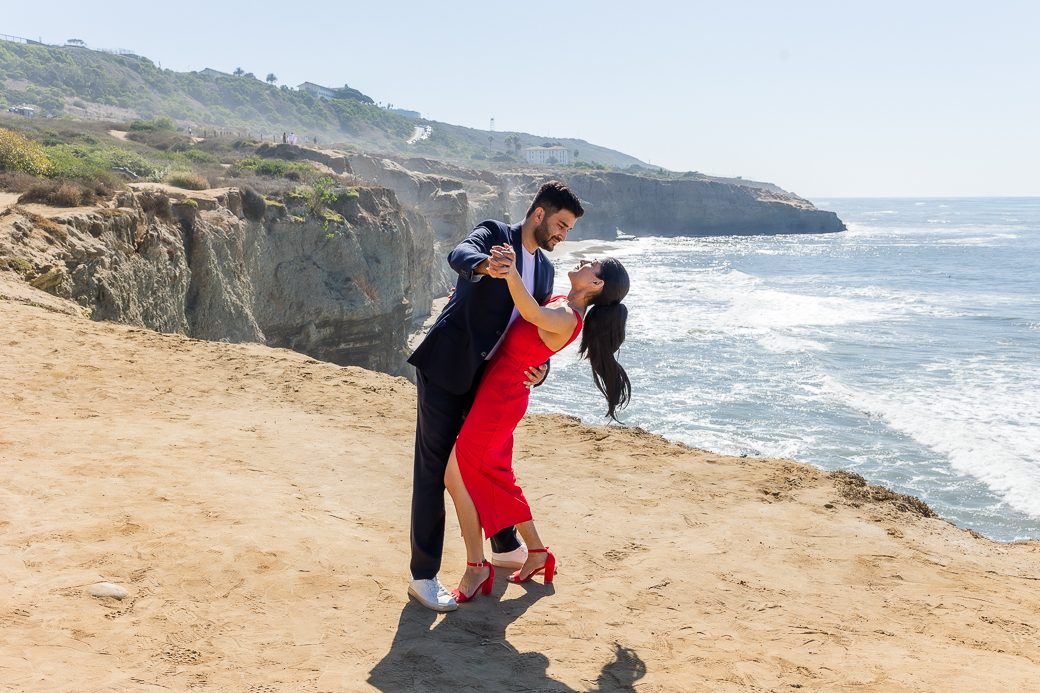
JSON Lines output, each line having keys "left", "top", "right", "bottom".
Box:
{"left": 0, "top": 183, "right": 437, "bottom": 377}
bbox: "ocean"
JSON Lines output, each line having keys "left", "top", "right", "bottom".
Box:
{"left": 534, "top": 197, "right": 1040, "bottom": 542}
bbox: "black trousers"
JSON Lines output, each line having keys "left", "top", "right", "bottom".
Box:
{"left": 410, "top": 366, "right": 521, "bottom": 580}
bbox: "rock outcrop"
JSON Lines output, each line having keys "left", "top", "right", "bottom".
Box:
{"left": 559, "top": 172, "right": 846, "bottom": 238}
{"left": 341, "top": 154, "right": 844, "bottom": 241}
{"left": 255, "top": 143, "right": 351, "bottom": 175}
{"left": 0, "top": 183, "right": 437, "bottom": 378}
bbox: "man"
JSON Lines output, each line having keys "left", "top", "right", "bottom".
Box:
{"left": 407, "top": 180, "right": 585, "bottom": 611}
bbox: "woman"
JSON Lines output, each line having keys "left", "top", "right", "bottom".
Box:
{"left": 442, "top": 248, "right": 630, "bottom": 602}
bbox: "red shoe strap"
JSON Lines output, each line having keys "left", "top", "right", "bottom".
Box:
{"left": 528, "top": 547, "right": 549, "bottom": 553}
{"left": 466, "top": 560, "right": 491, "bottom": 567}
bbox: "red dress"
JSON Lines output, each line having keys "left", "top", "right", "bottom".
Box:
{"left": 455, "top": 297, "right": 583, "bottom": 538}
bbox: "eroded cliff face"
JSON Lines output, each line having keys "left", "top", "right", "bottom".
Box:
{"left": 559, "top": 172, "right": 846, "bottom": 238}
{"left": 0, "top": 184, "right": 436, "bottom": 378}
{"left": 340, "top": 154, "right": 844, "bottom": 241}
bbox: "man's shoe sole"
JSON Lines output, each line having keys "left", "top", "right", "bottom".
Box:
{"left": 490, "top": 556, "right": 525, "bottom": 570}
{"left": 407, "top": 585, "right": 457, "bottom": 612}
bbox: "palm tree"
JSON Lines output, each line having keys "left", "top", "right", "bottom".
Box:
{"left": 505, "top": 133, "right": 521, "bottom": 156}
{"left": 233, "top": 67, "right": 245, "bottom": 76}
{"left": 266, "top": 73, "right": 277, "bottom": 85}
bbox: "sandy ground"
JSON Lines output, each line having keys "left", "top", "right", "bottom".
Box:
{"left": 2, "top": 279, "right": 1040, "bottom": 692}
{"left": 0, "top": 192, "right": 21, "bottom": 212}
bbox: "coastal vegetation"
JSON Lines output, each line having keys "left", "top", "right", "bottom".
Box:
{"left": 0, "top": 39, "right": 656, "bottom": 168}
{"left": 0, "top": 38, "right": 746, "bottom": 186}
{"left": 0, "top": 40, "right": 413, "bottom": 142}
{"left": 0, "top": 126, "right": 50, "bottom": 175}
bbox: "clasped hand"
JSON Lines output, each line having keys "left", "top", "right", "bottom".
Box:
{"left": 485, "top": 245, "right": 517, "bottom": 279}
{"left": 486, "top": 244, "right": 546, "bottom": 389}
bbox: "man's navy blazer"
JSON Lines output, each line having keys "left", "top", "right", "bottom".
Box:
{"left": 408, "top": 219, "right": 555, "bottom": 395}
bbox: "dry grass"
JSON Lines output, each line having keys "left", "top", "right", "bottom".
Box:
{"left": 0, "top": 171, "right": 41, "bottom": 193}
{"left": 16, "top": 178, "right": 114, "bottom": 208}
{"left": 166, "top": 172, "right": 210, "bottom": 191}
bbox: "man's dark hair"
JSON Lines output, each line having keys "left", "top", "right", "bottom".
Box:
{"left": 525, "top": 180, "right": 585, "bottom": 220}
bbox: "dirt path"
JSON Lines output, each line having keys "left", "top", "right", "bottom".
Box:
{"left": 1, "top": 285, "right": 1039, "bottom": 691}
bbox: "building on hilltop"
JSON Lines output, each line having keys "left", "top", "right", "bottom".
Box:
{"left": 201, "top": 68, "right": 233, "bottom": 78}
{"left": 523, "top": 145, "right": 571, "bottom": 165}
{"left": 298, "top": 82, "right": 336, "bottom": 100}
{"left": 388, "top": 108, "right": 421, "bottom": 119}
{"left": 297, "top": 82, "right": 375, "bottom": 105}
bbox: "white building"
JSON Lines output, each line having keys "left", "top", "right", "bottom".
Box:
{"left": 297, "top": 82, "right": 341, "bottom": 100}
{"left": 523, "top": 145, "right": 570, "bottom": 165}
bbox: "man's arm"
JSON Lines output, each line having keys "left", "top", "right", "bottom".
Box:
{"left": 447, "top": 224, "right": 512, "bottom": 282}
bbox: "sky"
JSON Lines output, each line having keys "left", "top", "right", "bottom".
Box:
{"left": 3, "top": 0, "right": 1038, "bottom": 198}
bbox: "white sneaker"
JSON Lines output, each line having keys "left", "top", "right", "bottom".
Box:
{"left": 491, "top": 542, "right": 528, "bottom": 570}
{"left": 407, "top": 576, "right": 457, "bottom": 612}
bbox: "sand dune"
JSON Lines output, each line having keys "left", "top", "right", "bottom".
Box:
{"left": 1, "top": 283, "right": 1039, "bottom": 692}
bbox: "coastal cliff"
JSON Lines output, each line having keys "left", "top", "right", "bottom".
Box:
{"left": 556, "top": 172, "right": 845, "bottom": 237}
{"left": 0, "top": 183, "right": 436, "bottom": 377}
{"left": 1, "top": 146, "right": 843, "bottom": 381}
{"left": 338, "top": 153, "right": 845, "bottom": 240}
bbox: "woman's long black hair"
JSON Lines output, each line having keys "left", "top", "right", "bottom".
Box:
{"left": 578, "top": 257, "right": 631, "bottom": 422}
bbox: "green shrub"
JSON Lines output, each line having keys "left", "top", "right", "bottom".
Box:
{"left": 568, "top": 160, "right": 610, "bottom": 171}
{"left": 0, "top": 128, "right": 51, "bottom": 176}
{"left": 166, "top": 171, "right": 209, "bottom": 190}
{"left": 182, "top": 149, "right": 218, "bottom": 164}
{"left": 236, "top": 156, "right": 288, "bottom": 177}
{"left": 129, "top": 116, "right": 176, "bottom": 132}
{"left": 233, "top": 155, "right": 316, "bottom": 179}
{"left": 45, "top": 143, "right": 151, "bottom": 182}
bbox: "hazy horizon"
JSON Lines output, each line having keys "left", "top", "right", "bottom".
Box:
{"left": 3, "top": 1, "right": 1038, "bottom": 198}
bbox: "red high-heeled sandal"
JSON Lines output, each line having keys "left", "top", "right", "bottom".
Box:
{"left": 507, "top": 547, "right": 555, "bottom": 584}
{"left": 451, "top": 560, "right": 494, "bottom": 602}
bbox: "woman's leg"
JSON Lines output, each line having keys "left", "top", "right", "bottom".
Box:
{"left": 513, "top": 520, "right": 549, "bottom": 580}
{"left": 444, "top": 447, "right": 491, "bottom": 596}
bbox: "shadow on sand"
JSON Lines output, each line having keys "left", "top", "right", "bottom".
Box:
{"left": 368, "top": 581, "right": 646, "bottom": 692}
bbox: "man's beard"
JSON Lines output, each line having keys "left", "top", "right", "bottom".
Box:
{"left": 533, "top": 217, "right": 555, "bottom": 251}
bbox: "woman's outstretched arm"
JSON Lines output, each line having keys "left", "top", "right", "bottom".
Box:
{"left": 492, "top": 245, "right": 577, "bottom": 337}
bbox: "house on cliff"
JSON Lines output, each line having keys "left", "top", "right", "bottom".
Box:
{"left": 297, "top": 82, "right": 374, "bottom": 104}
{"left": 523, "top": 145, "right": 571, "bottom": 165}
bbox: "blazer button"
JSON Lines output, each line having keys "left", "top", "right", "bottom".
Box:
{"left": 495, "top": 330, "right": 502, "bottom": 336}
{"left": 480, "top": 351, "right": 487, "bottom": 357}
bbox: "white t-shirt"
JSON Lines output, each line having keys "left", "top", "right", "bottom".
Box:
{"left": 486, "top": 246, "right": 536, "bottom": 360}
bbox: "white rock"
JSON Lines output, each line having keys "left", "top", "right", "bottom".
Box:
{"left": 88, "top": 582, "right": 128, "bottom": 600}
